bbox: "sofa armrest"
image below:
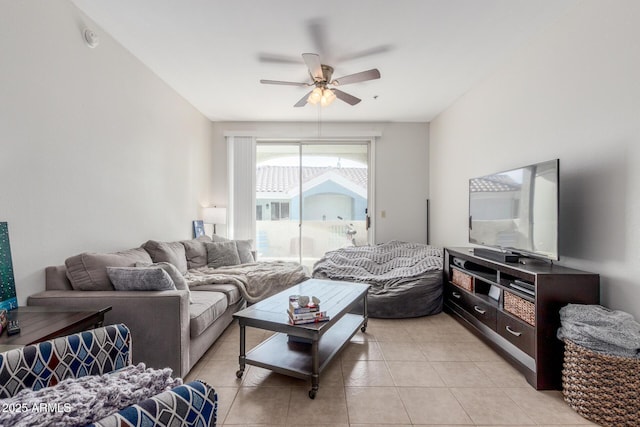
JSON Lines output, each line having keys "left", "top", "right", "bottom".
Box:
{"left": 0, "top": 324, "right": 131, "bottom": 398}
{"left": 89, "top": 380, "right": 217, "bottom": 427}
{"left": 28, "top": 289, "right": 190, "bottom": 377}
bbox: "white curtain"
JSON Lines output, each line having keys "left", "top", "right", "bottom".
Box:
{"left": 226, "top": 136, "right": 256, "bottom": 241}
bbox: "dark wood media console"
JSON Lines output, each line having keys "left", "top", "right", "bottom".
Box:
{"left": 443, "top": 247, "right": 599, "bottom": 390}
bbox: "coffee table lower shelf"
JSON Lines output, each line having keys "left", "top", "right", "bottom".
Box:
{"left": 239, "top": 313, "right": 364, "bottom": 397}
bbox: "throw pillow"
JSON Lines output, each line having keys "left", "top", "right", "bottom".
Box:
{"left": 106, "top": 267, "right": 176, "bottom": 291}
{"left": 136, "top": 261, "right": 193, "bottom": 303}
{"left": 210, "top": 234, "right": 229, "bottom": 243}
{"left": 180, "top": 235, "right": 211, "bottom": 269}
{"left": 155, "top": 262, "right": 189, "bottom": 291}
{"left": 235, "top": 239, "right": 255, "bottom": 264}
{"left": 205, "top": 241, "right": 241, "bottom": 269}
{"left": 142, "top": 240, "right": 188, "bottom": 274}
{"left": 65, "top": 248, "right": 153, "bottom": 291}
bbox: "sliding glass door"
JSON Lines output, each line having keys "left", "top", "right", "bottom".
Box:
{"left": 256, "top": 141, "right": 371, "bottom": 268}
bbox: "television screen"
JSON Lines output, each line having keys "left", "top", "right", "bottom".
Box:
{"left": 469, "top": 159, "right": 559, "bottom": 260}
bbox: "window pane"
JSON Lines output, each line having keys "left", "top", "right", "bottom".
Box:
{"left": 256, "top": 144, "right": 300, "bottom": 262}
{"left": 256, "top": 141, "right": 369, "bottom": 268}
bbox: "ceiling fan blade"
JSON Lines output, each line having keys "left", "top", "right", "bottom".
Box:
{"left": 332, "top": 69, "right": 381, "bottom": 86}
{"left": 258, "top": 53, "right": 303, "bottom": 64}
{"left": 260, "top": 79, "right": 309, "bottom": 87}
{"left": 302, "top": 53, "right": 323, "bottom": 81}
{"left": 294, "top": 91, "right": 312, "bottom": 108}
{"left": 332, "top": 89, "right": 361, "bottom": 106}
{"left": 336, "top": 45, "right": 393, "bottom": 62}
{"left": 307, "top": 18, "right": 328, "bottom": 58}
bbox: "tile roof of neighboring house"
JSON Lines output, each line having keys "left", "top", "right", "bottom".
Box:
{"left": 256, "top": 165, "right": 367, "bottom": 193}
{"left": 470, "top": 175, "right": 520, "bottom": 192}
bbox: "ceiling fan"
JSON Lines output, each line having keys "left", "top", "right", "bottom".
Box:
{"left": 260, "top": 53, "right": 381, "bottom": 107}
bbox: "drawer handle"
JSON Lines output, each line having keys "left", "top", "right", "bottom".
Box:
{"left": 473, "top": 306, "right": 486, "bottom": 315}
{"left": 452, "top": 291, "right": 462, "bottom": 299}
{"left": 506, "top": 325, "right": 522, "bottom": 337}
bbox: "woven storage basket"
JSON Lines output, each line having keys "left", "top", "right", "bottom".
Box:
{"left": 562, "top": 339, "right": 640, "bottom": 427}
{"left": 503, "top": 291, "right": 535, "bottom": 326}
{"left": 451, "top": 269, "right": 473, "bottom": 292}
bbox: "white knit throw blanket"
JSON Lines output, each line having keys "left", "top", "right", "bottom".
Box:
{"left": 0, "top": 363, "right": 182, "bottom": 427}
{"left": 186, "top": 261, "right": 310, "bottom": 303}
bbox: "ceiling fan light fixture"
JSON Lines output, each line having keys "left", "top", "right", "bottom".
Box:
{"left": 307, "top": 87, "right": 323, "bottom": 105}
{"left": 321, "top": 88, "right": 336, "bottom": 106}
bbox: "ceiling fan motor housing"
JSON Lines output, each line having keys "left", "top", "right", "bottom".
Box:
{"left": 319, "top": 64, "right": 334, "bottom": 83}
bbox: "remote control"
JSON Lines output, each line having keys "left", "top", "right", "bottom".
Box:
{"left": 7, "top": 320, "right": 20, "bottom": 336}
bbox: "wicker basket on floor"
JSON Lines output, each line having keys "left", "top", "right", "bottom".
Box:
{"left": 562, "top": 339, "right": 640, "bottom": 427}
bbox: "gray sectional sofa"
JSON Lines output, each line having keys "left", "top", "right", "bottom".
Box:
{"left": 27, "top": 236, "right": 245, "bottom": 378}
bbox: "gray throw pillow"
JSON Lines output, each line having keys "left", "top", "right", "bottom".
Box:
{"left": 106, "top": 267, "right": 176, "bottom": 291}
{"left": 210, "top": 234, "right": 229, "bottom": 243}
{"left": 136, "top": 261, "right": 193, "bottom": 303}
{"left": 205, "top": 241, "right": 241, "bottom": 269}
{"left": 235, "top": 239, "right": 255, "bottom": 264}
{"left": 180, "top": 236, "right": 211, "bottom": 269}
{"left": 142, "top": 240, "right": 188, "bottom": 274}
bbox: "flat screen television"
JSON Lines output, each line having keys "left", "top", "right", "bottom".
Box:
{"left": 469, "top": 159, "right": 559, "bottom": 260}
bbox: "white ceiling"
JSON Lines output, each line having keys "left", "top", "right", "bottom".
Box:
{"left": 71, "top": 0, "right": 577, "bottom": 123}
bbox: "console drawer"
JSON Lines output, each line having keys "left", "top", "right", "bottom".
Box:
{"left": 497, "top": 311, "right": 535, "bottom": 357}
{"left": 446, "top": 282, "right": 497, "bottom": 330}
{"left": 445, "top": 282, "right": 469, "bottom": 307}
{"left": 466, "top": 293, "right": 497, "bottom": 330}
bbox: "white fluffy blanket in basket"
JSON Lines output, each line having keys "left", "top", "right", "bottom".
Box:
{"left": 557, "top": 304, "right": 640, "bottom": 358}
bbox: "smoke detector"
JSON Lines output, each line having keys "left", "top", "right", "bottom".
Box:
{"left": 83, "top": 28, "right": 99, "bottom": 48}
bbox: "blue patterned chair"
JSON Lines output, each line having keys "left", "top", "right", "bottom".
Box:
{"left": 0, "top": 324, "right": 217, "bottom": 426}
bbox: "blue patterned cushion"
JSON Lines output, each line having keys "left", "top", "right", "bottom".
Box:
{"left": 0, "top": 324, "right": 131, "bottom": 398}
{"left": 90, "top": 380, "right": 217, "bottom": 427}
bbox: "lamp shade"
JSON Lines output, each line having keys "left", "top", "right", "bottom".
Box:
{"left": 321, "top": 88, "right": 336, "bottom": 106}
{"left": 307, "top": 87, "right": 322, "bottom": 105}
{"left": 203, "top": 207, "right": 227, "bottom": 224}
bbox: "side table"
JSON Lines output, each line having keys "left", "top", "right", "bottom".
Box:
{"left": 0, "top": 306, "right": 111, "bottom": 352}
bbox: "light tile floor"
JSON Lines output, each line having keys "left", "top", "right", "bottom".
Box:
{"left": 185, "top": 312, "right": 597, "bottom": 427}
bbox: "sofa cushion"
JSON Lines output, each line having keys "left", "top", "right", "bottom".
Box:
{"left": 189, "top": 291, "right": 229, "bottom": 337}
{"left": 106, "top": 267, "right": 176, "bottom": 291}
{"left": 205, "top": 241, "right": 241, "bottom": 268}
{"left": 189, "top": 284, "right": 242, "bottom": 305}
{"left": 45, "top": 265, "right": 73, "bottom": 291}
{"left": 181, "top": 236, "right": 212, "bottom": 269}
{"left": 142, "top": 240, "right": 189, "bottom": 274}
{"left": 65, "top": 248, "right": 153, "bottom": 291}
{"left": 210, "top": 234, "right": 229, "bottom": 243}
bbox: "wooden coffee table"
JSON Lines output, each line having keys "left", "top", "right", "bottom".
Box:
{"left": 0, "top": 306, "right": 111, "bottom": 352}
{"left": 233, "top": 279, "right": 369, "bottom": 398}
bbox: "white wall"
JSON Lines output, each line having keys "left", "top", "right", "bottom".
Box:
{"left": 430, "top": 0, "right": 640, "bottom": 318}
{"left": 0, "top": 0, "right": 212, "bottom": 304}
{"left": 211, "top": 121, "right": 429, "bottom": 244}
